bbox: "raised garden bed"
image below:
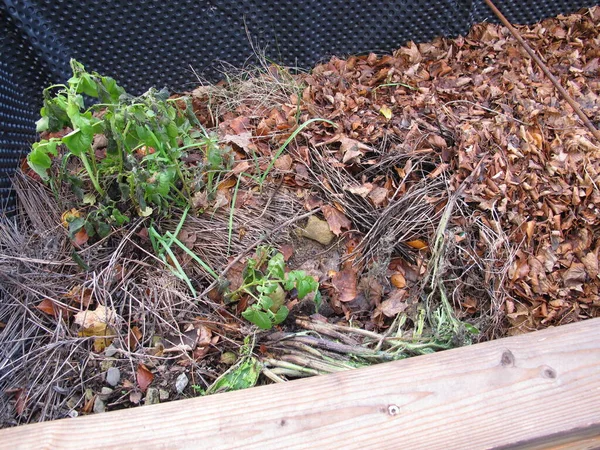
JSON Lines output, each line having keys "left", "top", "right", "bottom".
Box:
{"left": 1, "top": 5, "right": 599, "bottom": 435}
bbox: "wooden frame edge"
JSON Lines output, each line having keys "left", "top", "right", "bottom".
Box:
{"left": 1, "top": 318, "right": 599, "bottom": 449}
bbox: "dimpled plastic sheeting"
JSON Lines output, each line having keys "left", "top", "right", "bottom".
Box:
{"left": 0, "top": 0, "right": 597, "bottom": 212}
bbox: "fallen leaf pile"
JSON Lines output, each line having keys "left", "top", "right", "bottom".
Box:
{"left": 292, "top": 8, "right": 600, "bottom": 333}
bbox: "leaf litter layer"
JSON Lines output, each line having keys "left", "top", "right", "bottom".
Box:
{"left": 1, "top": 7, "right": 600, "bottom": 426}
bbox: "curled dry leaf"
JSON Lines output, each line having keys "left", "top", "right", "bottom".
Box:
{"left": 6, "top": 388, "right": 27, "bottom": 416}
{"left": 72, "top": 228, "right": 89, "bottom": 247}
{"left": 63, "top": 285, "right": 93, "bottom": 308}
{"left": 274, "top": 154, "right": 293, "bottom": 171}
{"left": 322, "top": 205, "right": 352, "bottom": 236}
{"left": 331, "top": 268, "right": 358, "bottom": 303}
{"left": 390, "top": 273, "right": 407, "bottom": 289}
{"left": 74, "top": 305, "right": 121, "bottom": 352}
{"left": 368, "top": 186, "right": 388, "bottom": 206}
{"left": 279, "top": 244, "right": 294, "bottom": 261}
{"left": 376, "top": 289, "right": 408, "bottom": 318}
{"left": 406, "top": 239, "right": 428, "bottom": 250}
{"left": 36, "top": 298, "right": 69, "bottom": 317}
{"left": 136, "top": 364, "right": 154, "bottom": 393}
{"left": 222, "top": 131, "right": 253, "bottom": 153}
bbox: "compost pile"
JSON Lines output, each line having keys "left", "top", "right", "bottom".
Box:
{"left": 1, "top": 7, "right": 599, "bottom": 426}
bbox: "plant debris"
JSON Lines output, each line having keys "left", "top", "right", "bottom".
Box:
{"left": 1, "top": 6, "right": 599, "bottom": 427}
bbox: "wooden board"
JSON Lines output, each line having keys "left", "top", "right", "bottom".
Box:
{"left": 1, "top": 318, "right": 599, "bottom": 449}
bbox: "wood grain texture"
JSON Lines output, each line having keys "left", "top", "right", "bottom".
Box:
{"left": 1, "top": 319, "right": 599, "bottom": 450}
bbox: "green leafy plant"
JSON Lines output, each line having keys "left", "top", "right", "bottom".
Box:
{"left": 27, "top": 59, "right": 233, "bottom": 239}
{"left": 229, "top": 247, "right": 321, "bottom": 330}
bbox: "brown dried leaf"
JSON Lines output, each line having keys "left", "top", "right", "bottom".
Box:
{"left": 136, "top": 364, "right": 154, "bottom": 393}
{"left": 223, "top": 131, "right": 253, "bottom": 153}
{"left": 368, "top": 187, "right": 388, "bottom": 206}
{"left": 376, "top": 289, "right": 408, "bottom": 318}
{"left": 322, "top": 205, "right": 352, "bottom": 236}
{"left": 581, "top": 252, "right": 599, "bottom": 279}
{"left": 390, "top": 273, "right": 407, "bottom": 289}
{"left": 279, "top": 244, "right": 294, "bottom": 261}
{"left": 74, "top": 305, "right": 120, "bottom": 352}
{"left": 406, "top": 239, "right": 428, "bottom": 250}
{"left": 274, "top": 154, "right": 293, "bottom": 171}
{"left": 331, "top": 268, "right": 358, "bottom": 303}
{"left": 72, "top": 228, "right": 89, "bottom": 247}
{"left": 36, "top": 298, "right": 69, "bottom": 317}
{"left": 345, "top": 183, "right": 374, "bottom": 197}
{"left": 563, "top": 262, "right": 587, "bottom": 288}
{"left": 299, "top": 215, "right": 335, "bottom": 245}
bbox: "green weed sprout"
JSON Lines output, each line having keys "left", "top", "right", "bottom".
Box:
{"left": 229, "top": 247, "right": 321, "bottom": 330}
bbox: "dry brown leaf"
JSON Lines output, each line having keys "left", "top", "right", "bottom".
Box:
{"left": 368, "top": 187, "right": 388, "bottom": 206}
{"left": 192, "top": 191, "right": 209, "bottom": 209}
{"left": 581, "top": 252, "right": 599, "bottom": 279}
{"left": 36, "top": 298, "right": 67, "bottom": 317}
{"left": 6, "top": 388, "right": 27, "bottom": 416}
{"left": 223, "top": 131, "right": 253, "bottom": 153}
{"left": 406, "top": 239, "right": 428, "bottom": 250}
{"left": 377, "top": 289, "right": 408, "bottom": 318}
{"left": 390, "top": 273, "right": 407, "bottom": 289}
{"left": 212, "top": 190, "right": 229, "bottom": 210}
{"left": 279, "top": 244, "right": 294, "bottom": 261}
{"left": 63, "top": 285, "right": 93, "bottom": 308}
{"left": 563, "top": 262, "right": 587, "bottom": 288}
{"left": 345, "top": 183, "right": 374, "bottom": 197}
{"left": 228, "top": 116, "right": 251, "bottom": 135}
{"left": 274, "top": 154, "right": 293, "bottom": 171}
{"left": 129, "top": 391, "right": 142, "bottom": 405}
{"left": 322, "top": 205, "right": 352, "bottom": 236}
{"left": 331, "top": 268, "right": 358, "bottom": 303}
{"left": 128, "top": 326, "right": 143, "bottom": 351}
{"left": 72, "top": 228, "right": 89, "bottom": 247}
{"left": 217, "top": 177, "right": 237, "bottom": 191}
{"left": 136, "top": 364, "right": 154, "bottom": 393}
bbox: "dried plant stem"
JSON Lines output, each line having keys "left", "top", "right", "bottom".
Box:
{"left": 198, "top": 207, "right": 322, "bottom": 297}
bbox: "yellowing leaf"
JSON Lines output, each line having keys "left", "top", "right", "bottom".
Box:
{"left": 61, "top": 208, "right": 82, "bottom": 228}
{"left": 379, "top": 105, "right": 393, "bottom": 120}
{"left": 138, "top": 206, "right": 153, "bottom": 217}
{"left": 391, "top": 273, "right": 406, "bottom": 289}
{"left": 406, "top": 239, "right": 428, "bottom": 250}
{"left": 74, "top": 305, "right": 121, "bottom": 352}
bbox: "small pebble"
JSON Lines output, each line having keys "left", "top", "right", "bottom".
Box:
{"left": 106, "top": 367, "right": 120, "bottom": 387}
{"left": 159, "top": 389, "right": 170, "bottom": 401}
{"left": 145, "top": 387, "right": 160, "bottom": 405}
{"left": 175, "top": 373, "right": 189, "bottom": 394}
{"left": 93, "top": 397, "right": 106, "bottom": 414}
{"left": 98, "top": 387, "right": 113, "bottom": 401}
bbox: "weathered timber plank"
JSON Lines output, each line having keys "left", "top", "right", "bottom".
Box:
{"left": 1, "top": 318, "right": 599, "bottom": 450}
